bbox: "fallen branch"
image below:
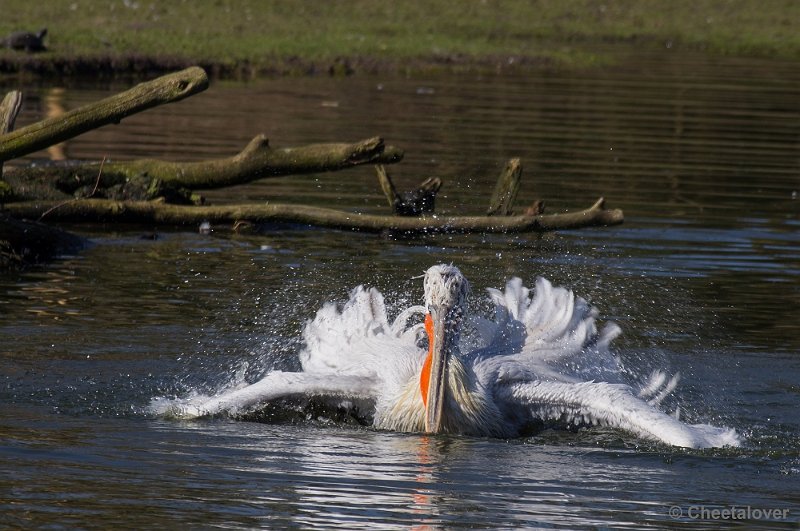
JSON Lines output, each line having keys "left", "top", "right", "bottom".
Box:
{"left": 99, "top": 135, "right": 403, "bottom": 189}
{"left": 0, "top": 67, "right": 208, "bottom": 162}
{"left": 4, "top": 197, "right": 623, "bottom": 234}
{"left": 3, "top": 136, "right": 403, "bottom": 201}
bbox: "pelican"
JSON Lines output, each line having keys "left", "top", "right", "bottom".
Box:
{"left": 153, "top": 265, "right": 740, "bottom": 448}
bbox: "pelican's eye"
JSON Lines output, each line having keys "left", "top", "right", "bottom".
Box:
{"left": 415, "top": 328, "right": 428, "bottom": 349}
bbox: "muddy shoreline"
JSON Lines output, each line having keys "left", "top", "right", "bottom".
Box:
{"left": 0, "top": 52, "right": 564, "bottom": 82}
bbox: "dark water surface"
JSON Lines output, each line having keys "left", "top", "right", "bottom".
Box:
{"left": 2, "top": 53, "right": 799, "bottom": 528}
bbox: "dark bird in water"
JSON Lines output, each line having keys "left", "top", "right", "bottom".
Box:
{"left": 394, "top": 177, "right": 442, "bottom": 216}
{"left": 2, "top": 28, "right": 48, "bottom": 53}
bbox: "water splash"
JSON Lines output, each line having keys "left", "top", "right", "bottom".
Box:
{"left": 149, "top": 268, "right": 742, "bottom": 449}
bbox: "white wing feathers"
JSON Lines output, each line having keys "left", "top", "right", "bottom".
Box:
{"left": 476, "top": 277, "right": 738, "bottom": 448}
{"left": 153, "top": 371, "right": 379, "bottom": 419}
{"left": 637, "top": 369, "right": 681, "bottom": 406}
{"left": 159, "top": 286, "right": 425, "bottom": 420}
{"left": 500, "top": 380, "right": 741, "bottom": 448}
{"left": 473, "top": 277, "right": 622, "bottom": 385}
{"left": 300, "top": 285, "right": 424, "bottom": 376}
{"left": 489, "top": 276, "right": 620, "bottom": 357}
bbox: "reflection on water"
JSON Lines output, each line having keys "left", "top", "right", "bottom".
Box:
{"left": 1, "top": 51, "right": 799, "bottom": 527}
{"left": 44, "top": 87, "right": 67, "bottom": 161}
{"left": 1, "top": 409, "right": 792, "bottom": 529}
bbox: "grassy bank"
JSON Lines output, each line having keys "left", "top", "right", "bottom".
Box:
{"left": 1, "top": 0, "right": 799, "bottom": 77}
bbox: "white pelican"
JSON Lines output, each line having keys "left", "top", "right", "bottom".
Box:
{"left": 153, "top": 265, "right": 740, "bottom": 448}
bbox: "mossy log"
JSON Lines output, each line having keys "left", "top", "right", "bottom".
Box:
{"left": 2, "top": 136, "right": 404, "bottom": 203}
{"left": 90, "top": 134, "right": 402, "bottom": 189}
{"left": 4, "top": 197, "right": 622, "bottom": 234}
{"left": 0, "top": 67, "right": 208, "bottom": 162}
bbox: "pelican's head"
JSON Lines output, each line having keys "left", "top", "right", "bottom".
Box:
{"left": 423, "top": 264, "right": 470, "bottom": 318}
{"left": 420, "top": 264, "right": 469, "bottom": 433}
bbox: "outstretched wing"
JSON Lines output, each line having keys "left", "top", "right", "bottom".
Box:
{"left": 472, "top": 277, "right": 621, "bottom": 385}
{"left": 498, "top": 380, "right": 740, "bottom": 449}
{"left": 152, "top": 285, "right": 426, "bottom": 420}
{"left": 300, "top": 285, "right": 426, "bottom": 380}
{"left": 150, "top": 371, "right": 379, "bottom": 419}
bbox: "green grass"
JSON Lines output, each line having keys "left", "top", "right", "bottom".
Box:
{"left": 1, "top": 0, "right": 799, "bottom": 74}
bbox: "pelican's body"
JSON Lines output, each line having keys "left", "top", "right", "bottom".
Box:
{"left": 153, "top": 265, "right": 740, "bottom": 448}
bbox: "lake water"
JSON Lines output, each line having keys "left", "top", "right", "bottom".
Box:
{"left": 2, "top": 52, "right": 799, "bottom": 528}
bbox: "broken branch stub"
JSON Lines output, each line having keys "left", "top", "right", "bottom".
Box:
{"left": 486, "top": 158, "right": 522, "bottom": 216}
{"left": 0, "top": 91, "right": 22, "bottom": 135}
{"left": 0, "top": 90, "right": 23, "bottom": 198}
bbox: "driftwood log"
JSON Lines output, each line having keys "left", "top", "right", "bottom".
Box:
{"left": 1, "top": 65, "right": 625, "bottom": 267}
{"left": 0, "top": 67, "right": 208, "bottom": 162}
{"left": 0, "top": 65, "right": 402, "bottom": 203}
{"left": 4, "top": 197, "right": 622, "bottom": 234}
{"left": 3, "top": 136, "right": 404, "bottom": 202}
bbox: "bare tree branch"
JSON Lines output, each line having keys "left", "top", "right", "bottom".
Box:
{"left": 4, "top": 197, "right": 623, "bottom": 234}
{"left": 0, "top": 67, "right": 208, "bottom": 162}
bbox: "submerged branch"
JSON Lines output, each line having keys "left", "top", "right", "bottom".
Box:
{"left": 0, "top": 213, "right": 84, "bottom": 269}
{"left": 4, "top": 197, "right": 623, "bottom": 234}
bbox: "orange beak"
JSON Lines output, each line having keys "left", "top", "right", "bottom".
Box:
{"left": 419, "top": 310, "right": 448, "bottom": 432}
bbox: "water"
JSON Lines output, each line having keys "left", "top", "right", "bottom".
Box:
{"left": 2, "top": 52, "right": 799, "bottom": 528}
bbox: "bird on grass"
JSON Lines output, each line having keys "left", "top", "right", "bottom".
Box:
{"left": 2, "top": 28, "right": 47, "bottom": 53}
